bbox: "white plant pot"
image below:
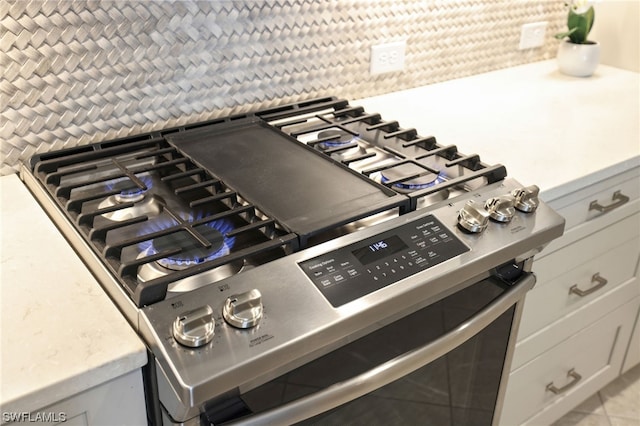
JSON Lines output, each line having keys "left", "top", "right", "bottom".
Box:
{"left": 557, "top": 40, "right": 601, "bottom": 77}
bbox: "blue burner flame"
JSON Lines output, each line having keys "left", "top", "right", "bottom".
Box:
{"left": 381, "top": 171, "right": 446, "bottom": 190}
{"left": 106, "top": 174, "right": 153, "bottom": 198}
{"left": 321, "top": 140, "right": 353, "bottom": 148}
{"left": 138, "top": 215, "right": 236, "bottom": 268}
{"left": 317, "top": 129, "right": 356, "bottom": 150}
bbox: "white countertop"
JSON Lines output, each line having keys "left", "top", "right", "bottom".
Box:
{"left": 357, "top": 60, "right": 640, "bottom": 201}
{"left": 0, "top": 174, "right": 147, "bottom": 413}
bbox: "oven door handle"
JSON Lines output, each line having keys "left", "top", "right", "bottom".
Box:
{"left": 226, "top": 272, "right": 535, "bottom": 426}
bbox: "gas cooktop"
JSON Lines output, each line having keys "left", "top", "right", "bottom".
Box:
{"left": 25, "top": 97, "right": 508, "bottom": 307}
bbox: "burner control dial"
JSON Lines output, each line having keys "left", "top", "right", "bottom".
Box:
{"left": 223, "top": 289, "right": 263, "bottom": 329}
{"left": 512, "top": 185, "right": 540, "bottom": 213}
{"left": 458, "top": 200, "right": 490, "bottom": 233}
{"left": 485, "top": 195, "right": 516, "bottom": 223}
{"left": 173, "top": 305, "right": 215, "bottom": 348}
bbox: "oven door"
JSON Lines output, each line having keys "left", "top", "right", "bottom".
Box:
{"left": 206, "top": 271, "right": 533, "bottom": 426}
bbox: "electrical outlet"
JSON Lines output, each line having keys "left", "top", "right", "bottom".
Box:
{"left": 370, "top": 41, "right": 406, "bottom": 75}
{"left": 519, "top": 21, "right": 548, "bottom": 50}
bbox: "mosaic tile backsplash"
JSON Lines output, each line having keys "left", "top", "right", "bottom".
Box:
{"left": 1, "top": 1, "right": 565, "bottom": 175}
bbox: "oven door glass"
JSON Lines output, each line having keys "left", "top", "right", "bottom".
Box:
{"left": 216, "top": 276, "right": 523, "bottom": 425}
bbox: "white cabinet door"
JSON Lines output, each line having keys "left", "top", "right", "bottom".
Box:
{"left": 622, "top": 305, "right": 640, "bottom": 374}
{"left": 500, "top": 297, "right": 639, "bottom": 426}
{"left": 4, "top": 370, "right": 147, "bottom": 426}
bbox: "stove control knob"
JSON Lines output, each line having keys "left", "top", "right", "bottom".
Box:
{"left": 223, "top": 289, "right": 263, "bottom": 329}
{"left": 173, "top": 305, "right": 215, "bottom": 348}
{"left": 485, "top": 195, "right": 516, "bottom": 223}
{"left": 458, "top": 200, "right": 490, "bottom": 233}
{"left": 512, "top": 185, "right": 540, "bottom": 213}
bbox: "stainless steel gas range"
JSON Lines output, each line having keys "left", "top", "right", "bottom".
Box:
{"left": 20, "top": 97, "right": 564, "bottom": 425}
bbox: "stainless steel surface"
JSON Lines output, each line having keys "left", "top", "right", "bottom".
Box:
{"left": 172, "top": 305, "right": 215, "bottom": 348}
{"left": 491, "top": 280, "right": 529, "bottom": 426}
{"left": 569, "top": 272, "right": 609, "bottom": 297}
{"left": 546, "top": 369, "right": 583, "bottom": 395}
{"left": 512, "top": 184, "right": 540, "bottom": 213}
{"left": 457, "top": 200, "right": 490, "bottom": 233}
{"left": 98, "top": 193, "right": 164, "bottom": 222}
{"left": 140, "top": 258, "right": 246, "bottom": 295}
{"left": 139, "top": 178, "right": 565, "bottom": 422}
{"left": 222, "top": 289, "right": 263, "bottom": 329}
{"left": 589, "top": 190, "right": 630, "bottom": 213}
{"left": 227, "top": 272, "right": 536, "bottom": 426}
{"left": 485, "top": 195, "right": 516, "bottom": 223}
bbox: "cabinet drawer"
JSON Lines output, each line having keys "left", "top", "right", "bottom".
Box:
{"left": 513, "top": 278, "right": 638, "bottom": 369}
{"left": 519, "top": 237, "right": 639, "bottom": 340}
{"left": 540, "top": 197, "right": 640, "bottom": 260}
{"left": 501, "top": 297, "right": 639, "bottom": 426}
{"left": 548, "top": 169, "right": 640, "bottom": 231}
{"left": 534, "top": 213, "right": 639, "bottom": 284}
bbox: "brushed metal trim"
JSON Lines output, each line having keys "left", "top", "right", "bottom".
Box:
{"left": 492, "top": 275, "right": 530, "bottom": 426}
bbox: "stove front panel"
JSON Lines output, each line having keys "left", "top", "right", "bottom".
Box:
{"left": 299, "top": 214, "right": 469, "bottom": 307}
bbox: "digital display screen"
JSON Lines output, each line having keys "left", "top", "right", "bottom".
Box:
{"left": 352, "top": 235, "right": 408, "bottom": 265}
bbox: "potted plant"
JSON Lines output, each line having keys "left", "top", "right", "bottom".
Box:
{"left": 554, "top": 0, "right": 600, "bottom": 77}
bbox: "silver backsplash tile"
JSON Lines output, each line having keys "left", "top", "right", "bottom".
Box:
{"left": 1, "top": 0, "right": 564, "bottom": 175}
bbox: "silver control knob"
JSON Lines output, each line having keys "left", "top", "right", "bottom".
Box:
{"left": 458, "top": 200, "right": 490, "bottom": 233}
{"left": 512, "top": 185, "right": 540, "bottom": 213}
{"left": 173, "top": 305, "right": 215, "bottom": 348}
{"left": 223, "top": 289, "right": 263, "bottom": 329}
{"left": 485, "top": 195, "right": 516, "bottom": 223}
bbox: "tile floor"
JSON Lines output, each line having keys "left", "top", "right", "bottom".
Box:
{"left": 552, "top": 364, "right": 640, "bottom": 426}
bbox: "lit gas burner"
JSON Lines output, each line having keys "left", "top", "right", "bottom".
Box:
{"left": 106, "top": 173, "right": 153, "bottom": 195}
{"left": 99, "top": 174, "right": 163, "bottom": 221}
{"left": 314, "top": 129, "right": 365, "bottom": 158}
{"left": 380, "top": 170, "right": 446, "bottom": 192}
{"left": 317, "top": 129, "right": 355, "bottom": 149}
{"left": 144, "top": 218, "right": 236, "bottom": 270}
{"left": 373, "top": 163, "right": 446, "bottom": 194}
{"left": 114, "top": 188, "right": 146, "bottom": 204}
{"left": 137, "top": 216, "right": 244, "bottom": 292}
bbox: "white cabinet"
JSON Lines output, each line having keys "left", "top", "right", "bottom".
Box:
{"left": 3, "top": 370, "right": 147, "bottom": 426}
{"left": 0, "top": 175, "right": 148, "bottom": 426}
{"left": 500, "top": 165, "right": 640, "bottom": 426}
{"left": 622, "top": 309, "right": 640, "bottom": 374}
{"left": 502, "top": 298, "right": 639, "bottom": 426}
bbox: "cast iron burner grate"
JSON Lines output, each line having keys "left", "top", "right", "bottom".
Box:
{"left": 28, "top": 96, "right": 508, "bottom": 306}
{"left": 30, "top": 131, "right": 298, "bottom": 307}
{"left": 140, "top": 214, "right": 236, "bottom": 270}
{"left": 258, "top": 97, "right": 507, "bottom": 210}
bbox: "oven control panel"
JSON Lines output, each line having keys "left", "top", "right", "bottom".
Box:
{"left": 299, "top": 215, "right": 469, "bottom": 307}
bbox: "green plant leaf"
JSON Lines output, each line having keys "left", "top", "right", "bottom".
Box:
{"left": 567, "top": 5, "right": 595, "bottom": 43}
{"left": 554, "top": 28, "right": 578, "bottom": 40}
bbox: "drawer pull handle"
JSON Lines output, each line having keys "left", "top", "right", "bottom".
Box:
{"left": 589, "top": 190, "right": 630, "bottom": 213}
{"left": 546, "top": 369, "right": 582, "bottom": 395}
{"left": 569, "top": 273, "right": 608, "bottom": 297}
